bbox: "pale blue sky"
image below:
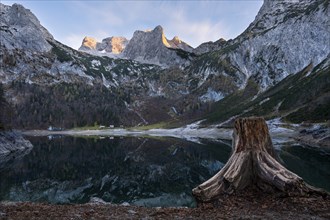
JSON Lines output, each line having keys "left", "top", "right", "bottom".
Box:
{"left": 2, "top": 1, "right": 263, "bottom": 49}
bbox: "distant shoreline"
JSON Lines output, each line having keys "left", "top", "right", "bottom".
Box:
{"left": 21, "top": 122, "right": 330, "bottom": 149}
{"left": 21, "top": 125, "right": 299, "bottom": 143}
{"left": 21, "top": 127, "right": 234, "bottom": 140}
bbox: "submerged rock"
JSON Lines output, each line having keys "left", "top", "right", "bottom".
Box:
{"left": 0, "top": 131, "right": 33, "bottom": 155}
{"left": 0, "top": 131, "right": 33, "bottom": 169}
{"left": 296, "top": 124, "right": 330, "bottom": 148}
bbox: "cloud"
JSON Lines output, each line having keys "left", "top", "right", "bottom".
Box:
{"left": 63, "top": 34, "right": 84, "bottom": 50}
{"left": 162, "top": 9, "right": 230, "bottom": 48}
{"left": 55, "top": 1, "right": 262, "bottom": 49}
{"left": 72, "top": 1, "right": 124, "bottom": 27}
{"left": 63, "top": 30, "right": 111, "bottom": 50}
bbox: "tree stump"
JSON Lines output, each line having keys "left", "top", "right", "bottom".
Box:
{"left": 192, "top": 117, "right": 324, "bottom": 202}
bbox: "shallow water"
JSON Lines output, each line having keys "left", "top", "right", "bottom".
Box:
{"left": 0, "top": 135, "right": 329, "bottom": 207}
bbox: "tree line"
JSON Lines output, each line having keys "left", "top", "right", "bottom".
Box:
{"left": 8, "top": 82, "right": 135, "bottom": 129}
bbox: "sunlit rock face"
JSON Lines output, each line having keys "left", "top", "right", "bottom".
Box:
{"left": 79, "top": 36, "right": 98, "bottom": 50}
{"left": 79, "top": 36, "right": 128, "bottom": 54}
{"left": 123, "top": 25, "right": 192, "bottom": 67}
{"left": 77, "top": 26, "right": 193, "bottom": 66}
{"left": 98, "top": 37, "right": 129, "bottom": 54}
{"left": 167, "top": 36, "right": 193, "bottom": 53}
{"left": 0, "top": 3, "right": 53, "bottom": 52}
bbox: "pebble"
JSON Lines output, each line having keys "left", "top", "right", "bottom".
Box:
{"left": 128, "top": 209, "right": 137, "bottom": 214}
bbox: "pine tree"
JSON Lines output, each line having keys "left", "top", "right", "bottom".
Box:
{"left": 0, "top": 84, "right": 10, "bottom": 130}
{"left": 0, "top": 84, "right": 6, "bottom": 130}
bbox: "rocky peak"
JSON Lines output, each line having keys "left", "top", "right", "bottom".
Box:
{"left": 77, "top": 25, "right": 192, "bottom": 65}
{"left": 190, "top": 0, "right": 329, "bottom": 93}
{"left": 215, "top": 38, "right": 226, "bottom": 44}
{"left": 171, "top": 36, "right": 181, "bottom": 44}
{"left": 193, "top": 38, "right": 227, "bottom": 55}
{"left": 78, "top": 36, "right": 128, "bottom": 55}
{"left": 130, "top": 25, "right": 167, "bottom": 45}
{"left": 100, "top": 37, "right": 128, "bottom": 54}
{"left": 242, "top": 0, "right": 330, "bottom": 87}
{"left": 167, "top": 36, "right": 193, "bottom": 53}
{"left": 123, "top": 25, "right": 186, "bottom": 66}
{"left": 0, "top": 3, "right": 53, "bottom": 52}
{"left": 153, "top": 25, "right": 164, "bottom": 33}
{"left": 123, "top": 25, "right": 192, "bottom": 66}
{"left": 245, "top": 0, "right": 323, "bottom": 34}
{"left": 79, "top": 36, "right": 98, "bottom": 50}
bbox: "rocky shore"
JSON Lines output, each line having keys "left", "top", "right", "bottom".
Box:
{"left": 0, "top": 131, "right": 33, "bottom": 169}
{"left": 1, "top": 123, "right": 329, "bottom": 219}
{"left": 0, "top": 188, "right": 329, "bottom": 219}
{"left": 294, "top": 124, "right": 330, "bottom": 148}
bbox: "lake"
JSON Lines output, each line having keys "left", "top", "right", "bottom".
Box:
{"left": 0, "top": 135, "right": 329, "bottom": 207}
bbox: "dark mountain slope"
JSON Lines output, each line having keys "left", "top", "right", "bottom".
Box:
{"left": 204, "top": 56, "right": 330, "bottom": 125}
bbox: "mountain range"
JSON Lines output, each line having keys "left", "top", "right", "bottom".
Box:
{"left": 0, "top": 0, "right": 329, "bottom": 129}
{"left": 79, "top": 25, "right": 194, "bottom": 67}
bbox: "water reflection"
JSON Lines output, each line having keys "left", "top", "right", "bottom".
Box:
{"left": 0, "top": 136, "right": 231, "bottom": 207}
{"left": 280, "top": 144, "right": 330, "bottom": 191}
{"left": 0, "top": 136, "right": 329, "bottom": 207}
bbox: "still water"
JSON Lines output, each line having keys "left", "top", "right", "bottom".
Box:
{"left": 0, "top": 135, "right": 329, "bottom": 207}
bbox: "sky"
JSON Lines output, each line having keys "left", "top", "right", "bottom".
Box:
{"left": 2, "top": 0, "right": 263, "bottom": 49}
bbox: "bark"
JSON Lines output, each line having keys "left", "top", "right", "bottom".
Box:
{"left": 192, "top": 117, "right": 326, "bottom": 202}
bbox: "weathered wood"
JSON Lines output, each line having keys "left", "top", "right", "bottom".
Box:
{"left": 192, "top": 117, "right": 325, "bottom": 202}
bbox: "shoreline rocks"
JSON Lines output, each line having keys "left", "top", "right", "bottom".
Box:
{"left": 0, "top": 131, "right": 33, "bottom": 169}
{"left": 295, "top": 124, "right": 330, "bottom": 148}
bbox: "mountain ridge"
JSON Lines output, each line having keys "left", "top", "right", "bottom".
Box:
{"left": 79, "top": 36, "right": 129, "bottom": 55}
{"left": 78, "top": 25, "right": 194, "bottom": 67}
{"left": 0, "top": 0, "right": 329, "bottom": 129}
{"left": 0, "top": 3, "right": 53, "bottom": 52}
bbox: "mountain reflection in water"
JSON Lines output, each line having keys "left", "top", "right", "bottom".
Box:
{"left": 0, "top": 136, "right": 329, "bottom": 207}
{"left": 0, "top": 136, "right": 231, "bottom": 207}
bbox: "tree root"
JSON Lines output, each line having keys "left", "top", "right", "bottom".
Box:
{"left": 192, "top": 117, "right": 329, "bottom": 202}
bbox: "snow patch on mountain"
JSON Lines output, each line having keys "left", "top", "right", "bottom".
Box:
{"left": 199, "top": 88, "right": 225, "bottom": 103}
{"left": 91, "top": 60, "right": 101, "bottom": 69}
{"left": 101, "top": 73, "right": 111, "bottom": 88}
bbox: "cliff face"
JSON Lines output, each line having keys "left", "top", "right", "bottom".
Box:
{"left": 99, "top": 37, "right": 129, "bottom": 54}
{"left": 188, "top": 0, "right": 330, "bottom": 91}
{"left": 0, "top": 3, "right": 53, "bottom": 52}
{"left": 78, "top": 27, "right": 193, "bottom": 67}
{"left": 122, "top": 25, "right": 192, "bottom": 67}
{"left": 167, "top": 36, "right": 193, "bottom": 53}
{"left": 238, "top": 0, "right": 330, "bottom": 89}
{"left": 79, "top": 37, "right": 98, "bottom": 51}
{"left": 79, "top": 36, "right": 129, "bottom": 54}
